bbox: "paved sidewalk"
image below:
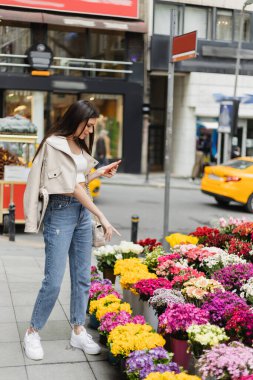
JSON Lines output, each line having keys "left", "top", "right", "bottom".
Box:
{"left": 0, "top": 235, "right": 121, "bottom": 380}
{"left": 102, "top": 172, "right": 201, "bottom": 190}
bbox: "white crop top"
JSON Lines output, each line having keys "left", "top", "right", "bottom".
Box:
{"left": 70, "top": 152, "right": 88, "bottom": 183}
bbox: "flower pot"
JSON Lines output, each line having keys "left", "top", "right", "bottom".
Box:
{"left": 170, "top": 337, "right": 191, "bottom": 371}
{"left": 99, "top": 334, "right": 107, "bottom": 346}
{"left": 107, "top": 351, "right": 120, "bottom": 366}
{"left": 88, "top": 313, "right": 100, "bottom": 330}
{"left": 130, "top": 293, "right": 144, "bottom": 316}
{"left": 103, "top": 267, "right": 116, "bottom": 284}
{"left": 123, "top": 288, "right": 131, "bottom": 304}
{"left": 143, "top": 301, "right": 158, "bottom": 330}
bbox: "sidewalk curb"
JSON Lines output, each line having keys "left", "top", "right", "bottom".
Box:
{"left": 102, "top": 181, "right": 200, "bottom": 190}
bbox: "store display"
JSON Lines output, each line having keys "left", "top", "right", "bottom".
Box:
{"left": 0, "top": 147, "right": 24, "bottom": 180}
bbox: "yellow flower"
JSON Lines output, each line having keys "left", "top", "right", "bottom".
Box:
{"left": 165, "top": 233, "right": 198, "bottom": 248}
{"left": 120, "top": 271, "right": 157, "bottom": 290}
{"left": 89, "top": 294, "right": 132, "bottom": 320}
{"left": 114, "top": 258, "right": 147, "bottom": 276}
{"left": 144, "top": 373, "right": 201, "bottom": 380}
{"left": 108, "top": 323, "right": 165, "bottom": 357}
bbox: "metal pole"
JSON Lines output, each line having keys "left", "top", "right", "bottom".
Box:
{"left": 217, "top": 132, "right": 222, "bottom": 164}
{"left": 163, "top": 9, "right": 177, "bottom": 246}
{"left": 234, "top": 7, "right": 245, "bottom": 98}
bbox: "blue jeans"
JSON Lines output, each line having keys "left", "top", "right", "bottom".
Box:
{"left": 30, "top": 194, "right": 92, "bottom": 330}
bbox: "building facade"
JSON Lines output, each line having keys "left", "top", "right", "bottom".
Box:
{"left": 148, "top": 0, "right": 253, "bottom": 176}
{"left": 0, "top": 0, "right": 147, "bottom": 173}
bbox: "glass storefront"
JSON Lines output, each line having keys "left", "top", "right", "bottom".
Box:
{"left": 4, "top": 91, "right": 123, "bottom": 163}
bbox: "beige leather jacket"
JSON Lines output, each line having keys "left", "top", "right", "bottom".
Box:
{"left": 23, "top": 135, "right": 98, "bottom": 233}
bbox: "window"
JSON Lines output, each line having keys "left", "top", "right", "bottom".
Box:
{"left": 154, "top": 3, "right": 182, "bottom": 35}
{"left": 222, "top": 160, "right": 253, "bottom": 169}
{"left": 216, "top": 9, "right": 233, "bottom": 41}
{"left": 48, "top": 27, "right": 86, "bottom": 58}
{"left": 184, "top": 6, "right": 208, "bottom": 39}
{"left": 89, "top": 30, "right": 125, "bottom": 62}
{"left": 0, "top": 21, "right": 30, "bottom": 55}
{"left": 234, "top": 12, "right": 251, "bottom": 42}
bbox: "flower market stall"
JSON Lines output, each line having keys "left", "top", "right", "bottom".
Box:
{"left": 88, "top": 217, "right": 253, "bottom": 380}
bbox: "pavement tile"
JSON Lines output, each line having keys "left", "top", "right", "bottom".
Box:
{"left": 5, "top": 266, "right": 43, "bottom": 275}
{"left": 9, "top": 282, "right": 41, "bottom": 293}
{"left": 26, "top": 362, "right": 96, "bottom": 380}
{"left": 14, "top": 304, "right": 67, "bottom": 323}
{"left": 0, "top": 273, "right": 7, "bottom": 282}
{"left": 11, "top": 292, "right": 39, "bottom": 307}
{"left": 0, "top": 260, "right": 5, "bottom": 274}
{"left": 0, "top": 342, "right": 25, "bottom": 367}
{"left": 0, "top": 306, "right": 16, "bottom": 323}
{"left": 0, "top": 366, "right": 28, "bottom": 380}
{"left": 24, "top": 340, "right": 86, "bottom": 365}
{"left": 89, "top": 360, "right": 122, "bottom": 380}
{"left": 7, "top": 273, "right": 43, "bottom": 283}
{"left": 0, "top": 323, "right": 20, "bottom": 342}
{"left": 0, "top": 290, "right": 12, "bottom": 306}
{"left": 2, "top": 257, "right": 40, "bottom": 267}
{"left": 17, "top": 321, "right": 72, "bottom": 341}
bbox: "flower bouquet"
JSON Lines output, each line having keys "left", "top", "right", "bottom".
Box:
{"left": 143, "top": 246, "right": 166, "bottom": 273}
{"left": 179, "top": 246, "right": 217, "bottom": 270}
{"left": 89, "top": 294, "right": 132, "bottom": 321}
{"left": 114, "top": 258, "right": 148, "bottom": 277}
{"left": 117, "top": 241, "right": 144, "bottom": 259}
{"left": 212, "top": 263, "right": 253, "bottom": 293}
{"left": 165, "top": 233, "right": 198, "bottom": 247}
{"left": 137, "top": 238, "right": 163, "bottom": 254}
{"left": 239, "top": 376, "right": 253, "bottom": 380}
{"left": 201, "top": 290, "right": 249, "bottom": 327}
{"left": 226, "top": 237, "right": 252, "bottom": 260}
{"left": 93, "top": 245, "right": 122, "bottom": 283}
{"left": 190, "top": 226, "right": 230, "bottom": 248}
{"left": 133, "top": 278, "right": 172, "bottom": 301}
{"left": 218, "top": 216, "right": 248, "bottom": 234}
{"left": 187, "top": 323, "right": 228, "bottom": 358}
{"left": 241, "top": 278, "right": 253, "bottom": 304}
{"left": 144, "top": 373, "right": 201, "bottom": 380}
{"left": 158, "top": 303, "right": 209, "bottom": 340}
{"left": 156, "top": 255, "right": 188, "bottom": 280}
{"left": 125, "top": 347, "right": 179, "bottom": 380}
{"left": 225, "top": 309, "right": 253, "bottom": 346}
{"left": 98, "top": 311, "right": 146, "bottom": 337}
{"left": 197, "top": 342, "right": 253, "bottom": 380}
{"left": 200, "top": 251, "right": 247, "bottom": 276}
{"left": 181, "top": 277, "right": 224, "bottom": 306}
{"left": 149, "top": 289, "right": 185, "bottom": 316}
{"left": 232, "top": 221, "right": 253, "bottom": 241}
{"left": 171, "top": 268, "right": 205, "bottom": 290}
{"left": 107, "top": 323, "right": 165, "bottom": 357}
{"left": 89, "top": 281, "right": 122, "bottom": 301}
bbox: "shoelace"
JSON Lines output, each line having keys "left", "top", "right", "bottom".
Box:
{"left": 86, "top": 334, "right": 94, "bottom": 343}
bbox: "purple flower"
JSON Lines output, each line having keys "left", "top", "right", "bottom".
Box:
{"left": 201, "top": 291, "right": 249, "bottom": 327}
{"left": 198, "top": 342, "right": 253, "bottom": 380}
{"left": 125, "top": 347, "right": 180, "bottom": 380}
{"left": 212, "top": 263, "right": 253, "bottom": 293}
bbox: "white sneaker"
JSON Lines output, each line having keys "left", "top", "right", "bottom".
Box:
{"left": 70, "top": 328, "right": 101, "bottom": 355}
{"left": 24, "top": 330, "right": 44, "bottom": 360}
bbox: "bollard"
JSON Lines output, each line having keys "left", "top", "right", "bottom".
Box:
{"left": 131, "top": 215, "right": 139, "bottom": 243}
{"left": 8, "top": 202, "right": 15, "bottom": 242}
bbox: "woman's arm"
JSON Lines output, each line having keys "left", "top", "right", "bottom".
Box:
{"left": 87, "top": 160, "right": 121, "bottom": 182}
{"left": 72, "top": 183, "right": 120, "bottom": 240}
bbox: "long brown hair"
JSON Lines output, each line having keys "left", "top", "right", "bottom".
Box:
{"left": 33, "top": 100, "right": 99, "bottom": 161}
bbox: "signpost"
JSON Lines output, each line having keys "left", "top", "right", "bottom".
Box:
{"left": 163, "top": 14, "right": 197, "bottom": 245}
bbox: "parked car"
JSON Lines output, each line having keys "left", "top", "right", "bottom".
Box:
{"left": 201, "top": 157, "right": 253, "bottom": 212}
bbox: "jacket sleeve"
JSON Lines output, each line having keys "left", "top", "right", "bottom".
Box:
{"left": 23, "top": 144, "right": 46, "bottom": 233}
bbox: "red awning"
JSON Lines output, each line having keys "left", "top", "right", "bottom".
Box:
{"left": 0, "top": 8, "right": 147, "bottom": 33}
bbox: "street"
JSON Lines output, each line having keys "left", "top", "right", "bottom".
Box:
{"left": 95, "top": 183, "right": 250, "bottom": 242}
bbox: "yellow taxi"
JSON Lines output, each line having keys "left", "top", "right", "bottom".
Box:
{"left": 88, "top": 168, "right": 101, "bottom": 198}
{"left": 201, "top": 157, "right": 253, "bottom": 212}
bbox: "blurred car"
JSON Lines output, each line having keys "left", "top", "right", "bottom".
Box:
{"left": 201, "top": 157, "right": 253, "bottom": 212}
{"left": 89, "top": 168, "right": 101, "bottom": 198}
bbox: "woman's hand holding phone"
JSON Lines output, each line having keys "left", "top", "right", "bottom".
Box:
{"left": 97, "top": 160, "right": 121, "bottom": 178}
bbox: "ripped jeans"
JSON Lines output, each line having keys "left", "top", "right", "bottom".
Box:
{"left": 30, "top": 195, "right": 92, "bottom": 330}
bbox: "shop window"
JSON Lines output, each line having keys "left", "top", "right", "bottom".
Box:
{"left": 234, "top": 12, "right": 251, "bottom": 42}
{"left": 0, "top": 21, "right": 31, "bottom": 73}
{"left": 216, "top": 10, "right": 233, "bottom": 41}
{"left": 81, "top": 94, "right": 123, "bottom": 161}
{"left": 184, "top": 6, "right": 209, "bottom": 39}
{"left": 48, "top": 27, "right": 86, "bottom": 59}
{"left": 154, "top": 3, "right": 183, "bottom": 35}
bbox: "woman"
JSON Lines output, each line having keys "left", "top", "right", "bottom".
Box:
{"left": 23, "top": 100, "right": 121, "bottom": 360}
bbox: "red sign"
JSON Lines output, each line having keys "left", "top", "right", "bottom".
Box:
{"left": 0, "top": 0, "right": 139, "bottom": 19}
{"left": 172, "top": 31, "right": 197, "bottom": 62}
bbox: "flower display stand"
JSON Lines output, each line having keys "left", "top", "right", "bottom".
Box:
{"left": 88, "top": 313, "right": 100, "bottom": 330}
{"left": 143, "top": 302, "right": 158, "bottom": 330}
{"left": 123, "top": 289, "right": 131, "bottom": 304}
{"left": 130, "top": 293, "right": 144, "bottom": 315}
{"left": 103, "top": 267, "right": 116, "bottom": 284}
{"left": 165, "top": 336, "right": 191, "bottom": 371}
